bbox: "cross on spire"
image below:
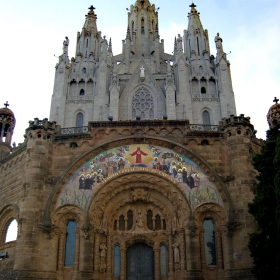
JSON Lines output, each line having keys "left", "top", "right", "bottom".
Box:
{"left": 88, "top": 5, "right": 95, "bottom": 12}
{"left": 273, "top": 97, "right": 279, "bottom": 104}
{"left": 4, "top": 101, "right": 9, "bottom": 108}
{"left": 189, "top": 2, "right": 197, "bottom": 9}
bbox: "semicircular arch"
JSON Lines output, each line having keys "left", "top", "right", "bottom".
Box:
{"left": 44, "top": 137, "right": 233, "bottom": 221}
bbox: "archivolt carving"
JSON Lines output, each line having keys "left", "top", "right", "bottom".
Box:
{"left": 52, "top": 205, "right": 85, "bottom": 228}
{"left": 89, "top": 174, "right": 191, "bottom": 230}
{"left": 194, "top": 203, "right": 228, "bottom": 232}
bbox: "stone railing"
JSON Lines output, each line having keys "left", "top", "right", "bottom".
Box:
{"left": 60, "top": 126, "right": 89, "bottom": 135}
{"left": 189, "top": 124, "right": 219, "bottom": 131}
{"left": 58, "top": 121, "right": 219, "bottom": 135}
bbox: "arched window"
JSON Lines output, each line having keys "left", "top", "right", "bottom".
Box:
{"left": 203, "top": 220, "right": 217, "bottom": 265}
{"left": 4, "top": 219, "right": 18, "bottom": 243}
{"left": 127, "top": 210, "right": 133, "bottom": 230}
{"left": 199, "top": 66, "right": 203, "bottom": 73}
{"left": 147, "top": 210, "right": 153, "bottom": 230}
{"left": 119, "top": 215, "right": 125, "bottom": 230}
{"left": 82, "top": 68, "right": 86, "bottom": 74}
{"left": 155, "top": 214, "right": 161, "bottom": 230}
{"left": 201, "top": 87, "right": 206, "bottom": 94}
{"left": 160, "top": 245, "right": 167, "bottom": 276}
{"left": 197, "top": 37, "right": 200, "bottom": 55}
{"left": 141, "top": 18, "right": 145, "bottom": 34}
{"left": 114, "top": 245, "right": 121, "bottom": 277}
{"left": 76, "top": 113, "right": 84, "bottom": 127}
{"left": 79, "top": 89, "right": 85, "bottom": 96}
{"left": 132, "top": 21, "right": 135, "bottom": 33}
{"left": 202, "top": 110, "right": 210, "bottom": 125}
{"left": 64, "top": 220, "right": 77, "bottom": 267}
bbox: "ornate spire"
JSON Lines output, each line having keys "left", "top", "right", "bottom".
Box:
{"left": 108, "top": 37, "right": 112, "bottom": 52}
{"left": 126, "top": 26, "right": 131, "bottom": 41}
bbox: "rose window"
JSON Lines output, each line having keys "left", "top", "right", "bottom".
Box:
{"left": 132, "top": 88, "right": 154, "bottom": 119}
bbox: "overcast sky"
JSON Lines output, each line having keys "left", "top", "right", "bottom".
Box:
{"left": 0, "top": 0, "right": 279, "bottom": 144}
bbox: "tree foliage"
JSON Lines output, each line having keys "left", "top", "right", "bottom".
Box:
{"left": 248, "top": 124, "right": 280, "bottom": 279}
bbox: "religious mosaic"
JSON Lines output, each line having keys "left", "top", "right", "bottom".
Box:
{"left": 55, "top": 144, "right": 224, "bottom": 210}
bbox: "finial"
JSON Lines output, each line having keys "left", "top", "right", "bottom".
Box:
{"left": 273, "top": 97, "right": 279, "bottom": 104}
{"left": 4, "top": 101, "right": 9, "bottom": 108}
{"left": 88, "top": 5, "right": 95, "bottom": 12}
{"left": 189, "top": 2, "right": 197, "bottom": 8}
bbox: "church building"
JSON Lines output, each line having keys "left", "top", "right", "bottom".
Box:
{"left": 0, "top": 1, "right": 264, "bottom": 279}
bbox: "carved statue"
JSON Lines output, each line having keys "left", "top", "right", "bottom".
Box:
{"left": 140, "top": 65, "right": 145, "bottom": 81}
{"left": 99, "top": 241, "right": 107, "bottom": 272}
{"left": 172, "top": 243, "right": 180, "bottom": 263}
{"left": 215, "top": 33, "right": 223, "bottom": 52}
{"left": 136, "top": 208, "right": 144, "bottom": 228}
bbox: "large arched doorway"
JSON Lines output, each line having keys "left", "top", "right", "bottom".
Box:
{"left": 127, "top": 243, "right": 154, "bottom": 280}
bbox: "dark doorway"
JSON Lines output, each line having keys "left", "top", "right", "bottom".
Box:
{"left": 126, "top": 243, "right": 154, "bottom": 280}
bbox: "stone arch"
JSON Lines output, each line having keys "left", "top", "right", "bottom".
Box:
{"left": 0, "top": 204, "right": 20, "bottom": 245}
{"left": 51, "top": 204, "right": 85, "bottom": 232}
{"left": 88, "top": 172, "right": 191, "bottom": 232}
{"left": 43, "top": 136, "right": 233, "bottom": 224}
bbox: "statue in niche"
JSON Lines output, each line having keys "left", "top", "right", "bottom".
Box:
{"left": 172, "top": 243, "right": 180, "bottom": 263}
{"left": 99, "top": 241, "right": 107, "bottom": 273}
{"left": 140, "top": 65, "right": 145, "bottom": 81}
{"left": 136, "top": 208, "right": 144, "bottom": 228}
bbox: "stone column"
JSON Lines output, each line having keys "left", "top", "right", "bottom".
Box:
{"left": 154, "top": 243, "right": 160, "bottom": 280}
{"left": 168, "top": 235, "right": 174, "bottom": 280}
{"left": 74, "top": 228, "right": 80, "bottom": 270}
{"left": 179, "top": 231, "right": 186, "bottom": 272}
{"left": 72, "top": 228, "right": 80, "bottom": 279}
{"left": 120, "top": 243, "right": 126, "bottom": 280}
{"left": 216, "top": 230, "right": 224, "bottom": 279}
{"left": 94, "top": 233, "right": 100, "bottom": 272}
{"left": 106, "top": 234, "right": 112, "bottom": 280}
{"left": 57, "top": 231, "right": 65, "bottom": 280}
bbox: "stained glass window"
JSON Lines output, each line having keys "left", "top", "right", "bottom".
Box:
{"left": 64, "top": 220, "right": 77, "bottom": 267}
{"left": 132, "top": 88, "right": 154, "bottom": 120}
{"left": 114, "top": 245, "right": 121, "bottom": 277}
{"left": 203, "top": 220, "right": 217, "bottom": 265}
{"left": 160, "top": 245, "right": 167, "bottom": 276}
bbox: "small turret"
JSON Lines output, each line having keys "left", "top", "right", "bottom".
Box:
{"left": 0, "top": 101, "right": 16, "bottom": 160}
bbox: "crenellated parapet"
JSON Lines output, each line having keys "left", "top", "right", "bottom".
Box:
{"left": 221, "top": 114, "right": 255, "bottom": 137}
{"left": 25, "top": 118, "right": 60, "bottom": 140}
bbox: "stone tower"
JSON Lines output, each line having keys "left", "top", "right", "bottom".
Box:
{"left": 0, "top": 102, "right": 15, "bottom": 160}
{"left": 50, "top": 1, "right": 236, "bottom": 127}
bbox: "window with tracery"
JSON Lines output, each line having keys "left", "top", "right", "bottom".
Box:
{"left": 132, "top": 88, "right": 154, "bottom": 120}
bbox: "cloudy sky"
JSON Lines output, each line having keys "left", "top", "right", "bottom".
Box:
{"left": 0, "top": 0, "right": 279, "bottom": 144}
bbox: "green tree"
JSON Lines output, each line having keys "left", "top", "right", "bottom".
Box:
{"left": 248, "top": 124, "right": 280, "bottom": 279}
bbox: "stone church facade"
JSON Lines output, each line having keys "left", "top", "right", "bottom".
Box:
{"left": 0, "top": 1, "right": 263, "bottom": 280}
